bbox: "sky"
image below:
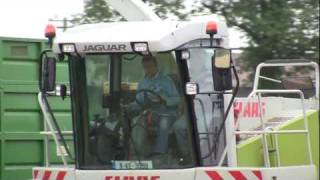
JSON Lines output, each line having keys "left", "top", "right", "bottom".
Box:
{"left": 0, "top": 0, "right": 246, "bottom": 48}
{"left": 0, "top": 0, "right": 84, "bottom": 38}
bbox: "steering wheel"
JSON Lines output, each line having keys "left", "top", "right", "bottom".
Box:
{"left": 135, "top": 89, "right": 165, "bottom": 109}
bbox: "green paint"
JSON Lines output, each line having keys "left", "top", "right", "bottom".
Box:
{"left": 237, "top": 110, "right": 319, "bottom": 172}
{"left": 0, "top": 37, "right": 73, "bottom": 180}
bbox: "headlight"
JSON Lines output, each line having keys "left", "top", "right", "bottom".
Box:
{"left": 182, "top": 50, "right": 190, "bottom": 59}
{"left": 132, "top": 42, "right": 149, "bottom": 52}
{"left": 185, "top": 82, "right": 199, "bottom": 95}
{"left": 62, "top": 44, "right": 76, "bottom": 53}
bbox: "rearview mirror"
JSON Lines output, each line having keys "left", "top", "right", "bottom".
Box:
{"left": 214, "top": 49, "right": 231, "bottom": 69}
{"left": 40, "top": 55, "right": 56, "bottom": 92}
{"left": 212, "top": 49, "right": 232, "bottom": 91}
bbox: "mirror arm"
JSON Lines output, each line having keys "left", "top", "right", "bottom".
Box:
{"left": 231, "top": 58, "right": 240, "bottom": 97}
{"left": 48, "top": 37, "right": 54, "bottom": 49}
{"left": 209, "top": 34, "right": 214, "bottom": 47}
{"left": 55, "top": 84, "right": 68, "bottom": 100}
{"left": 45, "top": 85, "right": 70, "bottom": 100}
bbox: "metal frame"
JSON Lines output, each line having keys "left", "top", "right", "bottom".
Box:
{"left": 253, "top": 59, "right": 319, "bottom": 101}
{"left": 248, "top": 59, "right": 318, "bottom": 167}
{"left": 217, "top": 60, "right": 318, "bottom": 167}
{"left": 235, "top": 89, "right": 313, "bottom": 167}
{"left": 38, "top": 92, "right": 72, "bottom": 167}
{"left": 218, "top": 89, "right": 314, "bottom": 167}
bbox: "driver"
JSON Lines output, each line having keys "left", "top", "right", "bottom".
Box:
{"left": 133, "top": 55, "right": 180, "bottom": 156}
{"left": 137, "top": 55, "right": 180, "bottom": 108}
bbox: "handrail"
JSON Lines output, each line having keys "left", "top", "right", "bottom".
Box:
{"left": 252, "top": 60, "right": 319, "bottom": 101}
{"left": 235, "top": 130, "right": 308, "bottom": 135}
{"left": 40, "top": 131, "right": 73, "bottom": 135}
{"left": 38, "top": 92, "right": 68, "bottom": 166}
{"left": 218, "top": 89, "right": 314, "bottom": 167}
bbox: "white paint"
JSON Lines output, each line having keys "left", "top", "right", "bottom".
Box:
{"left": 33, "top": 165, "right": 318, "bottom": 180}
{"left": 33, "top": 167, "right": 75, "bottom": 180}
{"left": 223, "top": 93, "right": 237, "bottom": 167}
{"left": 75, "top": 168, "right": 195, "bottom": 180}
{"left": 105, "top": 0, "right": 161, "bottom": 21}
{"left": 52, "top": 16, "right": 230, "bottom": 53}
{"left": 195, "top": 166, "right": 317, "bottom": 180}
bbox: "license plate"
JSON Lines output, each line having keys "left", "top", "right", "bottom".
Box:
{"left": 112, "top": 160, "right": 153, "bottom": 170}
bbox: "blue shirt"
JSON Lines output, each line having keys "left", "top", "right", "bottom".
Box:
{"left": 137, "top": 72, "right": 180, "bottom": 110}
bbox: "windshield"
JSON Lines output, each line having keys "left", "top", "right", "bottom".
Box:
{"left": 83, "top": 52, "right": 196, "bottom": 169}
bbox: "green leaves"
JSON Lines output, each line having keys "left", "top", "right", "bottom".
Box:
{"left": 72, "top": 0, "right": 188, "bottom": 25}
{"left": 202, "top": 0, "right": 319, "bottom": 85}
{"left": 72, "top": 0, "right": 122, "bottom": 24}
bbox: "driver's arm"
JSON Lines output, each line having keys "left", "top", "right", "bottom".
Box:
{"left": 136, "top": 79, "right": 146, "bottom": 103}
{"left": 160, "top": 76, "right": 180, "bottom": 107}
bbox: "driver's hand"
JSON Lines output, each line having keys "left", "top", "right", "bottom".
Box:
{"left": 149, "top": 93, "right": 166, "bottom": 105}
{"left": 122, "top": 102, "right": 141, "bottom": 117}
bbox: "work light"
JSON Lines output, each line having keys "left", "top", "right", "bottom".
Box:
{"left": 181, "top": 50, "right": 190, "bottom": 60}
{"left": 62, "top": 44, "right": 76, "bottom": 53}
{"left": 133, "top": 42, "right": 149, "bottom": 52}
{"left": 186, "top": 82, "right": 199, "bottom": 95}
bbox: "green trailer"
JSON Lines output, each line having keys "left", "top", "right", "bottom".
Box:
{"left": 0, "top": 37, "right": 72, "bottom": 180}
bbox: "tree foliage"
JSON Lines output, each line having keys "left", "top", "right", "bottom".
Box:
{"left": 202, "top": 0, "right": 319, "bottom": 85}
{"left": 72, "top": 0, "right": 121, "bottom": 24}
{"left": 145, "top": 0, "right": 187, "bottom": 20}
{"left": 72, "top": 0, "right": 187, "bottom": 24}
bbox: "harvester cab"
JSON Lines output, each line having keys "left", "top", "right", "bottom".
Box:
{"left": 33, "top": 1, "right": 318, "bottom": 180}
{"left": 36, "top": 15, "right": 241, "bottom": 177}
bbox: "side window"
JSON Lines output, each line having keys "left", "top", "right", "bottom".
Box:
{"left": 187, "top": 48, "right": 225, "bottom": 166}
{"left": 188, "top": 48, "right": 214, "bottom": 92}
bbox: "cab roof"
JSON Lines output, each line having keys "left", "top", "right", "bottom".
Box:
{"left": 53, "top": 16, "right": 229, "bottom": 53}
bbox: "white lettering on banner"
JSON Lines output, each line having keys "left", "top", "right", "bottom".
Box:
{"left": 234, "top": 101, "right": 266, "bottom": 118}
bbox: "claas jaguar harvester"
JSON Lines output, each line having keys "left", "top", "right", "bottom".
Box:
{"left": 33, "top": 0, "right": 319, "bottom": 179}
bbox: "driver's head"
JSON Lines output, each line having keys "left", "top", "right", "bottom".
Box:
{"left": 142, "top": 55, "right": 158, "bottom": 78}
